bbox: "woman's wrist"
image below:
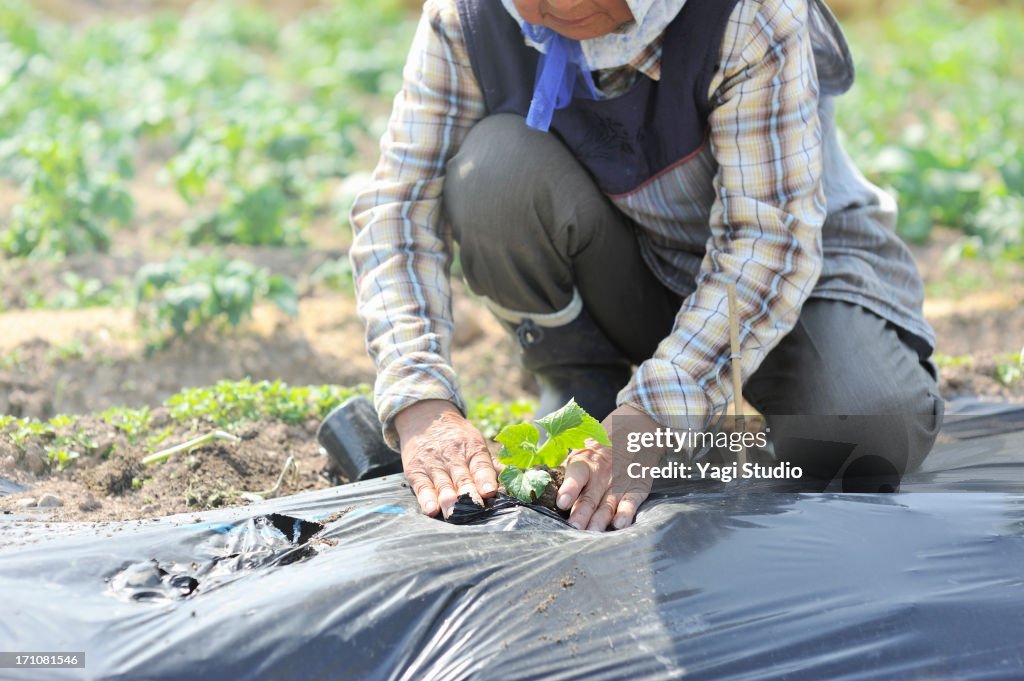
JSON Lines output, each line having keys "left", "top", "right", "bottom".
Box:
{"left": 394, "top": 399, "right": 462, "bottom": 444}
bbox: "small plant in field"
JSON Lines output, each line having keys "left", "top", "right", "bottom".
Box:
{"left": 182, "top": 183, "right": 305, "bottom": 247}
{"left": 133, "top": 254, "right": 298, "bottom": 348}
{"left": 467, "top": 397, "right": 536, "bottom": 440}
{"left": 101, "top": 406, "right": 153, "bottom": 444}
{"left": 1, "top": 136, "right": 133, "bottom": 258}
{"left": 308, "top": 257, "right": 354, "bottom": 293}
{"left": 496, "top": 399, "right": 610, "bottom": 506}
{"left": 995, "top": 351, "right": 1024, "bottom": 387}
{"left": 165, "top": 379, "right": 369, "bottom": 427}
{"left": 1, "top": 414, "right": 98, "bottom": 473}
{"left": 167, "top": 112, "right": 332, "bottom": 248}
{"left": 0, "top": 349, "right": 24, "bottom": 371}
{"left": 45, "top": 338, "right": 87, "bottom": 363}
{"left": 45, "top": 273, "right": 129, "bottom": 309}
{"left": 933, "top": 353, "right": 974, "bottom": 369}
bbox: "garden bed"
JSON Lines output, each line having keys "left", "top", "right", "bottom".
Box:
{"left": 0, "top": 378, "right": 531, "bottom": 524}
{"left": 1, "top": 0, "right": 1021, "bottom": 527}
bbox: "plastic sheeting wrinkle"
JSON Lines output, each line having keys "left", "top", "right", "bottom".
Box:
{"left": 106, "top": 513, "right": 325, "bottom": 602}
{"left": 446, "top": 493, "right": 570, "bottom": 526}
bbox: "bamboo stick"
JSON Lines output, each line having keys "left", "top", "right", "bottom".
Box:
{"left": 726, "top": 282, "right": 746, "bottom": 468}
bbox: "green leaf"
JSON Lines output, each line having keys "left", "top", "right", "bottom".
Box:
{"left": 996, "top": 363, "right": 1022, "bottom": 387}
{"left": 212, "top": 275, "right": 255, "bottom": 326}
{"left": 266, "top": 134, "right": 311, "bottom": 162}
{"left": 499, "top": 465, "right": 551, "bottom": 504}
{"left": 495, "top": 422, "right": 540, "bottom": 468}
{"left": 267, "top": 275, "right": 298, "bottom": 316}
{"left": 534, "top": 398, "right": 611, "bottom": 468}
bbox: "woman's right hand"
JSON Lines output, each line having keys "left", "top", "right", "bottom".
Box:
{"left": 394, "top": 400, "right": 499, "bottom": 518}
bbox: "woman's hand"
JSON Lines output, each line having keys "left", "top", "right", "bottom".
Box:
{"left": 394, "top": 400, "right": 499, "bottom": 518}
{"left": 557, "top": 404, "right": 663, "bottom": 531}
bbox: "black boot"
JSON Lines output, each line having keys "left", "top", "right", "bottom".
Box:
{"left": 501, "top": 307, "right": 634, "bottom": 421}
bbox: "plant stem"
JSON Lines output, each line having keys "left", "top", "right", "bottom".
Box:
{"left": 142, "top": 430, "right": 240, "bottom": 466}
{"left": 242, "top": 456, "right": 299, "bottom": 501}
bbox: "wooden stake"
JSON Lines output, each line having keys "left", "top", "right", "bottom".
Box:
{"left": 726, "top": 282, "right": 746, "bottom": 468}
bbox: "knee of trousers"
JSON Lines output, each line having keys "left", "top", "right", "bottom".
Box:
{"left": 764, "top": 391, "right": 944, "bottom": 489}
{"left": 443, "top": 113, "right": 584, "bottom": 272}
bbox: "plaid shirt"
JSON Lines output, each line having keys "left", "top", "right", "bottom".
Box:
{"left": 351, "top": 0, "right": 854, "bottom": 446}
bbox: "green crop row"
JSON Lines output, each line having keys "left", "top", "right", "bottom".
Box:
{"left": 933, "top": 351, "right": 1024, "bottom": 387}
{"left": 0, "top": 0, "right": 415, "bottom": 258}
{"left": 2, "top": 0, "right": 1020, "bottom": 260}
{"left": 134, "top": 253, "right": 298, "bottom": 349}
{"left": 0, "top": 251, "right": 357, "bottom": 344}
{"left": 839, "top": 0, "right": 1024, "bottom": 254}
{"left": 0, "top": 379, "right": 536, "bottom": 474}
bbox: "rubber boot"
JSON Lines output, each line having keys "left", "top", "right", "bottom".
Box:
{"left": 501, "top": 307, "right": 634, "bottom": 421}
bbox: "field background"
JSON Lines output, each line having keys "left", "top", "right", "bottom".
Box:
{"left": 0, "top": 0, "right": 1022, "bottom": 519}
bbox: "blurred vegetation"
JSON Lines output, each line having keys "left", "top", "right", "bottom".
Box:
{"left": 838, "top": 0, "right": 1024, "bottom": 255}
{"left": 0, "top": 0, "right": 1021, "bottom": 269}
{"left": 133, "top": 253, "right": 298, "bottom": 349}
{"left": 0, "top": 0, "right": 414, "bottom": 260}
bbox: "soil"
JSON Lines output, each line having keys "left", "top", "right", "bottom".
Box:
{"left": 2, "top": 233, "right": 1021, "bottom": 523}
{"left": 0, "top": 289, "right": 526, "bottom": 420}
{"left": 531, "top": 567, "right": 584, "bottom": 617}
{"left": 534, "top": 465, "right": 566, "bottom": 512}
{"left": 0, "top": 416, "right": 337, "bottom": 522}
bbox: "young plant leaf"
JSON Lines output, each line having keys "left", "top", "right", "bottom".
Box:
{"left": 534, "top": 398, "right": 611, "bottom": 468}
{"left": 495, "top": 422, "right": 540, "bottom": 468}
{"left": 499, "top": 465, "right": 551, "bottom": 504}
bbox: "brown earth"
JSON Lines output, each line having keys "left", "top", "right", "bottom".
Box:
{"left": 1, "top": 232, "right": 1022, "bottom": 523}
{"left": 0, "top": 414, "right": 334, "bottom": 522}
{"left": 535, "top": 465, "right": 566, "bottom": 512}
{"left": 0, "top": 288, "right": 526, "bottom": 420}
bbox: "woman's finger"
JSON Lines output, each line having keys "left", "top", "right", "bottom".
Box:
{"left": 466, "top": 442, "right": 499, "bottom": 497}
{"left": 557, "top": 458, "right": 591, "bottom": 510}
{"left": 406, "top": 467, "right": 440, "bottom": 517}
{"left": 586, "top": 490, "right": 620, "bottom": 532}
{"left": 569, "top": 480, "right": 607, "bottom": 530}
{"left": 612, "top": 491, "right": 648, "bottom": 530}
{"left": 445, "top": 447, "right": 480, "bottom": 503}
{"left": 428, "top": 464, "right": 460, "bottom": 519}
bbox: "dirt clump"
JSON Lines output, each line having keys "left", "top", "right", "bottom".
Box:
{"left": 85, "top": 449, "right": 142, "bottom": 496}
{"left": 534, "top": 465, "right": 565, "bottom": 512}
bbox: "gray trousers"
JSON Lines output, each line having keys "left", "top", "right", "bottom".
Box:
{"left": 444, "top": 114, "right": 944, "bottom": 482}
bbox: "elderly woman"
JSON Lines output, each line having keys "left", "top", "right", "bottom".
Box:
{"left": 350, "top": 0, "right": 944, "bottom": 530}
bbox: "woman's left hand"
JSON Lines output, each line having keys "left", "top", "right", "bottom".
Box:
{"left": 557, "top": 404, "right": 664, "bottom": 531}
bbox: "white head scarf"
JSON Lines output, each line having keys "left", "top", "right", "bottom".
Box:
{"left": 500, "top": 0, "right": 689, "bottom": 70}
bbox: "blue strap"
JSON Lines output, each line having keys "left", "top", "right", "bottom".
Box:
{"left": 523, "top": 24, "right": 598, "bottom": 131}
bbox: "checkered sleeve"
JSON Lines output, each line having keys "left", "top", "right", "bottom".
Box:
{"left": 348, "top": 0, "right": 486, "bottom": 449}
{"left": 618, "top": 0, "right": 826, "bottom": 427}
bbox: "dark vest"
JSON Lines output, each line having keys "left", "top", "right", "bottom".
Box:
{"left": 454, "top": 0, "right": 743, "bottom": 196}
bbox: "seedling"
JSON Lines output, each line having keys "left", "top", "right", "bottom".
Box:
{"left": 133, "top": 254, "right": 298, "bottom": 348}
{"left": 495, "top": 399, "right": 610, "bottom": 507}
{"left": 995, "top": 349, "right": 1024, "bottom": 387}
